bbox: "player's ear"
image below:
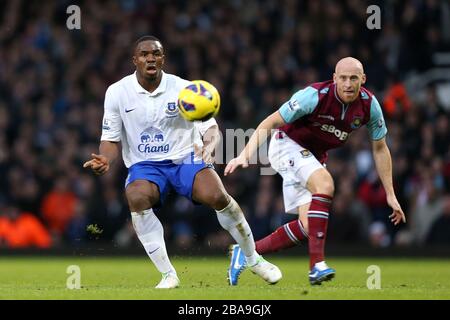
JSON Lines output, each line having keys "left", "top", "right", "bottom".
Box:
{"left": 132, "top": 54, "right": 137, "bottom": 67}
{"left": 361, "top": 73, "right": 366, "bottom": 85}
{"left": 333, "top": 73, "right": 337, "bottom": 83}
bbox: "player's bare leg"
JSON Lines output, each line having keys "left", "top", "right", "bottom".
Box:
{"left": 192, "top": 168, "right": 282, "bottom": 285}
{"left": 126, "top": 180, "right": 179, "bottom": 289}
{"left": 305, "top": 168, "right": 336, "bottom": 285}
{"left": 298, "top": 203, "right": 309, "bottom": 232}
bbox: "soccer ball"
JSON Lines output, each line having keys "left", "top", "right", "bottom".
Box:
{"left": 177, "top": 80, "right": 220, "bottom": 121}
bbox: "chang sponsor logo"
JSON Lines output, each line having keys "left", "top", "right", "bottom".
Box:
{"left": 138, "top": 127, "right": 170, "bottom": 153}
{"left": 138, "top": 144, "right": 170, "bottom": 153}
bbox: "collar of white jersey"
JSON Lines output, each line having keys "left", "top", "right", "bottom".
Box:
{"left": 132, "top": 71, "right": 168, "bottom": 96}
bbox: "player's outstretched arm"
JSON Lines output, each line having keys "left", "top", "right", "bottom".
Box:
{"left": 371, "top": 138, "right": 406, "bottom": 225}
{"left": 224, "top": 111, "right": 286, "bottom": 176}
{"left": 83, "top": 141, "right": 119, "bottom": 176}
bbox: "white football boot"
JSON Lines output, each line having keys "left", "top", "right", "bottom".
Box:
{"left": 155, "top": 272, "right": 180, "bottom": 289}
{"left": 249, "top": 256, "right": 282, "bottom": 284}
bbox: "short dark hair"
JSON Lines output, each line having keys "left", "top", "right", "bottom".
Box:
{"left": 133, "top": 35, "right": 163, "bottom": 53}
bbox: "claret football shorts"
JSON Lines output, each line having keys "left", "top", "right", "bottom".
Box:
{"left": 268, "top": 130, "right": 324, "bottom": 214}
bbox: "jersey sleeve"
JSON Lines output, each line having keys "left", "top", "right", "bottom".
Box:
{"left": 367, "top": 95, "right": 388, "bottom": 140}
{"left": 100, "top": 86, "right": 122, "bottom": 142}
{"left": 278, "top": 86, "right": 319, "bottom": 123}
{"left": 195, "top": 117, "right": 218, "bottom": 136}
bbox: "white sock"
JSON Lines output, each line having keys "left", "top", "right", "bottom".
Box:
{"left": 216, "top": 197, "right": 259, "bottom": 266}
{"left": 131, "top": 209, "right": 176, "bottom": 275}
{"left": 315, "top": 261, "right": 328, "bottom": 271}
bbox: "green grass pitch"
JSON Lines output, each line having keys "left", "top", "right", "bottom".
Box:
{"left": 1, "top": 256, "right": 449, "bottom": 300}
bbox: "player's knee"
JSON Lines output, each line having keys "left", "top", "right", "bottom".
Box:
{"left": 307, "top": 169, "right": 335, "bottom": 196}
{"left": 126, "top": 190, "right": 153, "bottom": 212}
{"left": 208, "top": 191, "right": 230, "bottom": 211}
{"left": 318, "top": 179, "right": 335, "bottom": 196}
{"left": 310, "top": 176, "right": 335, "bottom": 196}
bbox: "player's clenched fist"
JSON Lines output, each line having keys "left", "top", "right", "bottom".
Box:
{"left": 83, "top": 153, "right": 110, "bottom": 176}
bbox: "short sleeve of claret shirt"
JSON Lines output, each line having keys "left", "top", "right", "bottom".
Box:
{"left": 278, "top": 86, "right": 319, "bottom": 123}
{"left": 367, "top": 95, "right": 388, "bottom": 140}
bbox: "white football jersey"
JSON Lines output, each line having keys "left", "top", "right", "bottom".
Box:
{"left": 100, "top": 71, "right": 217, "bottom": 168}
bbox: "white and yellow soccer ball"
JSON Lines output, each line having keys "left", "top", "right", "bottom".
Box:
{"left": 177, "top": 80, "right": 220, "bottom": 121}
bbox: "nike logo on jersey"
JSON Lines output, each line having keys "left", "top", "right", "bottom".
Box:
{"left": 125, "top": 108, "right": 136, "bottom": 113}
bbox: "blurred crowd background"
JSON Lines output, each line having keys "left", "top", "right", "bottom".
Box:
{"left": 0, "top": 0, "right": 449, "bottom": 251}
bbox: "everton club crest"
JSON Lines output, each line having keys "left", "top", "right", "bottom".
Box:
{"left": 165, "top": 102, "right": 179, "bottom": 117}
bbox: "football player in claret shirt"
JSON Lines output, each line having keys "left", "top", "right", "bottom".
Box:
{"left": 225, "top": 57, "right": 406, "bottom": 285}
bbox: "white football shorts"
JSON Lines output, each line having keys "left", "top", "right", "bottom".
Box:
{"left": 268, "top": 130, "right": 324, "bottom": 214}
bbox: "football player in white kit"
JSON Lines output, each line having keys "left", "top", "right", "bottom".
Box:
{"left": 83, "top": 36, "right": 282, "bottom": 288}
